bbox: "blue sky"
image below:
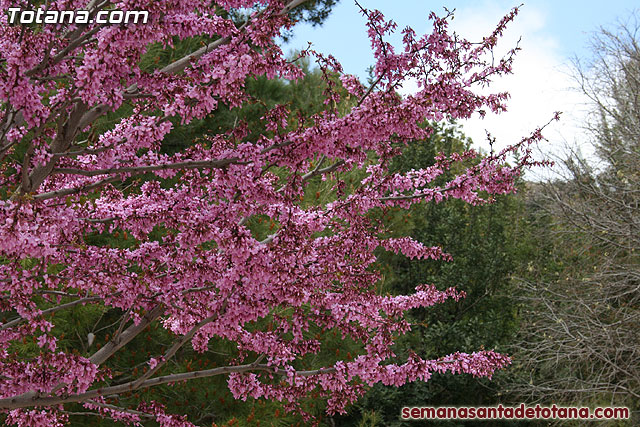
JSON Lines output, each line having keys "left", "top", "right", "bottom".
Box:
{"left": 285, "top": 1, "right": 639, "bottom": 80}
{"left": 282, "top": 1, "right": 639, "bottom": 173}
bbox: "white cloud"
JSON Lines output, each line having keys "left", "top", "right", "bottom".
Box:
{"left": 400, "top": 1, "right": 593, "bottom": 178}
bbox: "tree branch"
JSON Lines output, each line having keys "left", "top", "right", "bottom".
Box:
{"left": 0, "top": 364, "right": 336, "bottom": 409}
{"left": 52, "top": 157, "right": 242, "bottom": 177}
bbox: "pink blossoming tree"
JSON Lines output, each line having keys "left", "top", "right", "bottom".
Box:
{"left": 0, "top": 0, "right": 549, "bottom": 425}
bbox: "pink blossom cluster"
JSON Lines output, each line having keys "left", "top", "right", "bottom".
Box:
{"left": 0, "top": 0, "right": 553, "bottom": 425}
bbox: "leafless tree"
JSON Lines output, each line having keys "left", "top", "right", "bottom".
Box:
{"left": 509, "top": 11, "right": 640, "bottom": 423}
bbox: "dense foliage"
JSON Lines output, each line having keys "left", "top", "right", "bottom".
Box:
{"left": 335, "top": 125, "right": 533, "bottom": 426}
